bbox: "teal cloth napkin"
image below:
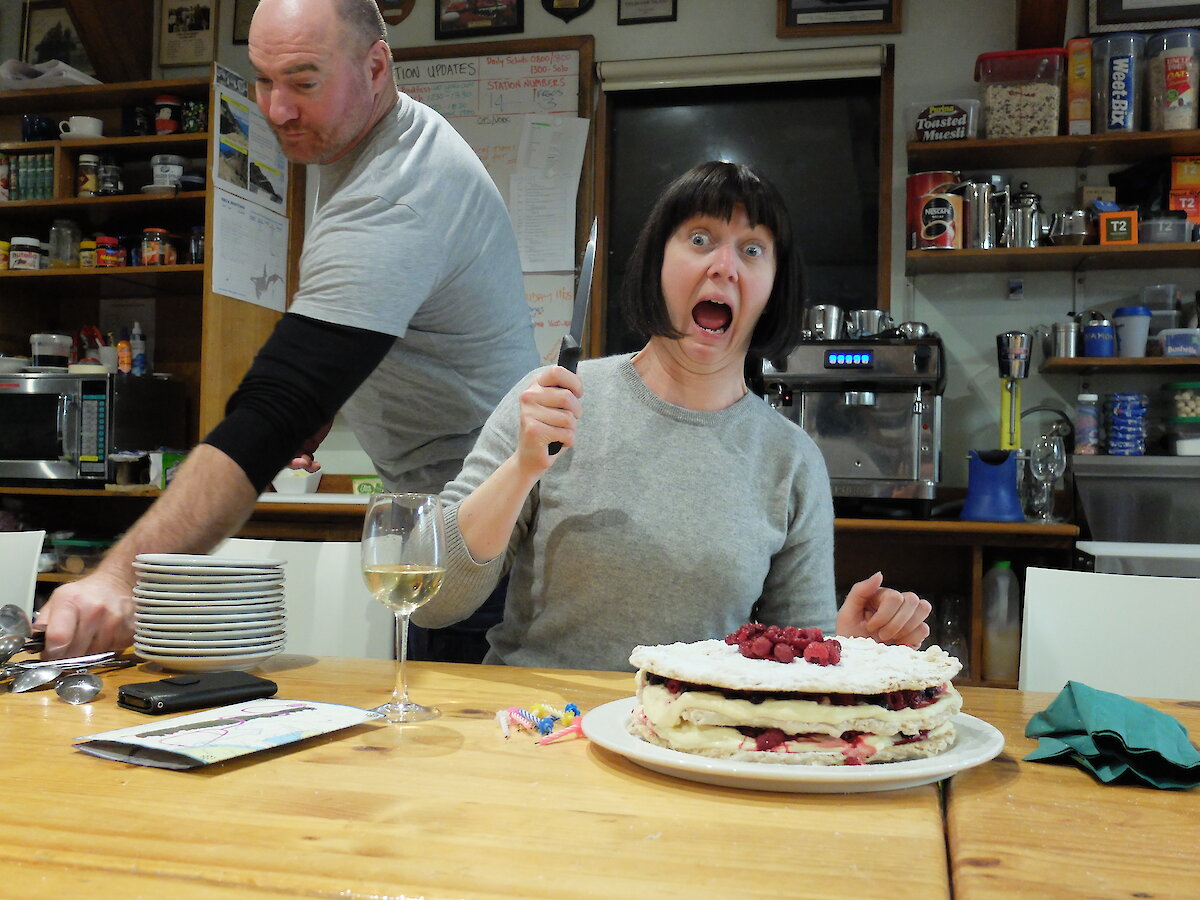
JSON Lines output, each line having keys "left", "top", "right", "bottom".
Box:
{"left": 1024, "top": 681, "right": 1200, "bottom": 790}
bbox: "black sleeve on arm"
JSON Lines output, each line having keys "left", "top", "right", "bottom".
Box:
{"left": 201, "top": 313, "right": 394, "bottom": 492}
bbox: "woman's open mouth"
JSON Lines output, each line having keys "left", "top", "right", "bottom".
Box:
{"left": 692, "top": 300, "right": 733, "bottom": 335}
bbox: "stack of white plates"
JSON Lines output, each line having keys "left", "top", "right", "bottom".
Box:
{"left": 132, "top": 554, "right": 286, "bottom": 672}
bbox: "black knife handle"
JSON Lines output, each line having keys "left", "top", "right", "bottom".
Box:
{"left": 548, "top": 340, "right": 582, "bottom": 455}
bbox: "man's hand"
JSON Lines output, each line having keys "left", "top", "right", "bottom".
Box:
{"left": 35, "top": 569, "right": 135, "bottom": 659}
{"left": 287, "top": 420, "right": 334, "bottom": 473}
{"left": 836, "top": 571, "right": 931, "bottom": 648}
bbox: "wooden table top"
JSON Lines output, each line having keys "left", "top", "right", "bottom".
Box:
{"left": 1, "top": 656, "right": 1196, "bottom": 899}
{"left": 947, "top": 688, "right": 1200, "bottom": 900}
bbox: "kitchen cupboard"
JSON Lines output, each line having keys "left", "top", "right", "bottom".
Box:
{"left": 0, "top": 71, "right": 305, "bottom": 440}
{"left": 833, "top": 517, "right": 1077, "bottom": 689}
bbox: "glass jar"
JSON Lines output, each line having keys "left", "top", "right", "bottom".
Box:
{"left": 49, "top": 218, "right": 82, "bottom": 268}
{"left": 142, "top": 227, "right": 169, "bottom": 265}
{"left": 79, "top": 239, "right": 97, "bottom": 268}
{"left": 8, "top": 236, "right": 40, "bottom": 270}
{"left": 188, "top": 224, "right": 205, "bottom": 264}
{"left": 97, "top": 158, "right": 123, "bottom": 195}
{"left": 76, "top": 153, "right": 99, "bottom": 197}
{"left": 154, "top": 94, "right": 183, "bottom": 135}
{"left": 1074, "top": 393, "right": 1101, "bottom": 455}
{"left": 95, "top": 235, "right": 121, "bottom": 267}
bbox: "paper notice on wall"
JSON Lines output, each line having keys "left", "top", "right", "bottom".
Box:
{"left": 211, "top": 190, "right": 289, "bottom": 310}
{"left": 524, "top": 272, "right": 575, "bottom": 364}
{"left": 510, "top": 115, "right": 589, "bottom": 272}
{"left": 211, "top": 65, "right": 288, "bottom": 215}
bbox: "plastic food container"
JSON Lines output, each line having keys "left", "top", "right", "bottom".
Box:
{"left": 1147, "top": 28, "right": 1200, "bottom": 131}
{"left": 53, "top": 537, "right": 114, "bottom": 574}
{"left": 907, "top": 99, "right": 980, "bottom": 142}
{"left": 1093, "top": 33, "right": 1145, "bottom": 132}
{"left": 1166, "top": 416, "right": 1200, "bottom": 455}
{"left": 1165, "top": 381, "right": 1200, "bottom": 417}
{"left": 1138, "top": 213, "right": 1190, "bottom": 242}
{"left": 1161, "top": 327, "right": 1200, "bottom": 356}
{"left": 30, "top": 332, "right": 72, "bottom": 368}
{"left": 975, "top": 48, "right": 1066, "bottom": 137}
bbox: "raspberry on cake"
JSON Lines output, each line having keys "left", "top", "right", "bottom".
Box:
{"left": 626, "top": 631, "right": 963, "bottom": 766}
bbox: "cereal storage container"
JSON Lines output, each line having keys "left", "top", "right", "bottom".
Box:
{"left": 1147, "top": 28, "right": 1200, "bottom": 131}
{"left": 975, "top": 48, "right": 1066, "bottom": 137}
{"left": 1093, "top": 33, "right": 1145, "bottom": 132}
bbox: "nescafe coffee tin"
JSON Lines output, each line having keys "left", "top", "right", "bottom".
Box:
{"left": 907, "top": 171, "right": 964, "bottom": 250}
{"left": 916, "top": 193, "right": 962, "bottom": 249}
{"left": 907, "top": 170, "right": 959, "bottom": 249}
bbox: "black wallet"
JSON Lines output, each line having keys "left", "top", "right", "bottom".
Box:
{"left": 118, "top": 671, "right": 278, "bottom": 714}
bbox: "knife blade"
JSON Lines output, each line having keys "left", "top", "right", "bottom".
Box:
{"left": 548, "top": 218, "right": 597, "bottom": 455}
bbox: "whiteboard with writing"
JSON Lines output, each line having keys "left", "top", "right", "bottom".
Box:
{"left": 393, "top": 48, "right": 581, "bottom": 364}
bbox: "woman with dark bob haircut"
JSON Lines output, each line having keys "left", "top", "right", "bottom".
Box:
{"left": 415, "top": 160, "right": 931, "bottom": 671}
{"left": 619, "top": 160, "right": 805, "bottom": 365}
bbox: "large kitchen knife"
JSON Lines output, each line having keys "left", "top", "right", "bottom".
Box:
{"left": 548, "top": 218, "right": 597, "bottom": 455}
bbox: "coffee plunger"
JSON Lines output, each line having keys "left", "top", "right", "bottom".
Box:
{"left": 996, "top": 331, "right": 1032, "bottom": 450}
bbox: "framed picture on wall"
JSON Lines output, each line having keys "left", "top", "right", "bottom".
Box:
{"left": 777, "top": 0, "right": 901, "bottom": 38}
{"left": 20, "top": 0, "right": 95, "bottom": 75}
{"left": 160, "top": 0, "right": 218, "bottom": 67}
{"left": 617, "top": 0, "right": 676, "bottom": 26}
{"left": 1089, "top": 0, "right": 1200, "bottom": 32}
{"left": 434, "top": 0, "right": 524, "bottom": 40}
{"left": 232, "top": 0, "right": 257, "bottom": 44}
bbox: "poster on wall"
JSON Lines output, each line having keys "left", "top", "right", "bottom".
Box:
{"left": 209, "top": 65, "right": 290, "bottom": 310}
{"left": 211, "top": 65, "right": 288, "bottom": 215}
{"left": 393, "top": 49, "right": 585, "bottom": 362}
{"left": 20, "top": 0, "right": 95, "bottom": 74}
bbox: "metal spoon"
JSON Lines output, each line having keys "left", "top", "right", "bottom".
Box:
{"left": 10, "top": 665, "right": 62, "bottom": 693}
{"left": 0, "top": 604, "right": 32, "bottom": 638}
{"left": 0, "top": 633, "right": 25, "bottom": 664}
{"left": 56, "top": 671, "right": 103, "bottom": 705}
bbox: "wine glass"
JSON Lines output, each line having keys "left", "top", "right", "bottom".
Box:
{"left": 361, "top": 493, "right": 446, "bottom": 723}
{"left": 1029, "top": 434, "right": 1067, "bottom": 523}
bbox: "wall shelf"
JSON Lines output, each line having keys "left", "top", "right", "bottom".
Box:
{"left": 906, "top": 243, "right": 1197, "bottom": 275}
{"left": 1041, "top": 356, "right": 1200, "bottom": 374}
{"left": 907, "top": 129, "right": 1200, "bottom": 170}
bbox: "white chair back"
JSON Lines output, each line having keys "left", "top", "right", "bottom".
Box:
{"left": 0, "top": 530, "right": 46, "bottom": 617}
{"left": 215, "top": 538, "right": 393, "bottom": 659}
{"left": 1020, "top": 566, "right": 1200, "bottom": 700}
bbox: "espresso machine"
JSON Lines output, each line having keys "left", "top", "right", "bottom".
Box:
{"left": 764, "top": 333, "right": 946, "bottom": 517}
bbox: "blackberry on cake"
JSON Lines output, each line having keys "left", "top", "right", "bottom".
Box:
{"left": 627, "top": 626, "right": 962, "bottom": 766}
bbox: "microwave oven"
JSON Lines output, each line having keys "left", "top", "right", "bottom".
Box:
{"left": 0, "top": 373, "right": 188, "bottom": 482}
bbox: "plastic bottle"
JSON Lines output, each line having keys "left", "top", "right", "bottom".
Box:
{"left": 1074, "top": 393, "right": 1101, "bottom": 454}
{"left": 130, "top": 322, "right": 146, "bottom": 375}
{"left": 116, "top": 329, "right": 132, "bottom": 374}
{"left": 982, "top": 560, "right": 1021, "bottom": 682}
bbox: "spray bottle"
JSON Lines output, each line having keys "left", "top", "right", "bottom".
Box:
{"left": 130, "top": 321, "right": 146, "bottom": 375}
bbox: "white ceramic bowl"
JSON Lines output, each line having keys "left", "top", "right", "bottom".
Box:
{"left": 272, "top": 468, "right": 322, "bottom": 494}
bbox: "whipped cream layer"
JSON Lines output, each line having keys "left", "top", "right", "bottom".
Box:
{"left": 636, "top": 676, "right": 962, "bottom": 738}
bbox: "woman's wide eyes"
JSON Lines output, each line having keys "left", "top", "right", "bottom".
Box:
{"left": 686, "top": 231, "right": 768, "bottom": 258}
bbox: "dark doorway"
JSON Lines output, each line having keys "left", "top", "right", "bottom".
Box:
{"left": 603, "top": 77, "right": 883, "bottom": 354}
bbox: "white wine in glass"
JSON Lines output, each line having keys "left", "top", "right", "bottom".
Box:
{"left": 361, "top": 493, "right": 446, "bottom": 723}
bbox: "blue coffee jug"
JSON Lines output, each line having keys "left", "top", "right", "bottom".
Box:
{"left": 961, "top": 450, "right": 1025, "bottom": 522}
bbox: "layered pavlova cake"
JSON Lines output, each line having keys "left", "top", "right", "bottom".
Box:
{"left": 627, "top": 625, "right": 962, "bottom": 766}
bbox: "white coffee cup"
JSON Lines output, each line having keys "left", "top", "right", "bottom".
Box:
{"left": 59, "top": 115, "right": 103, "bottom": 137}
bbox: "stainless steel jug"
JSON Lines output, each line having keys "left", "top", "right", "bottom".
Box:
{"left": 956, "top": 181, "right": 1010, "bottom": 249}
{"left": 1010, "top": 182, "right": 1045, "bottom": 249}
